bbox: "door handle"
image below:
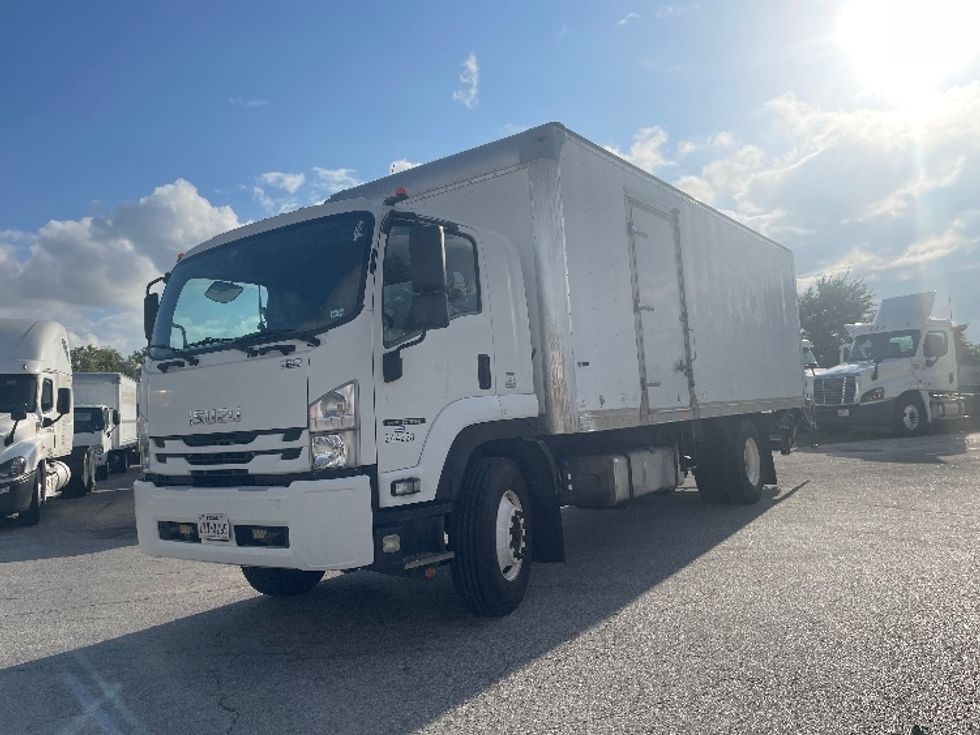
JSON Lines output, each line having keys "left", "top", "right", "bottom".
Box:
{"left": 478, "top": 354, "right": 491, "bottom": 390}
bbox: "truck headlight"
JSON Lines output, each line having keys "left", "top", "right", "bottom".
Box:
{"left": 860, "top": 387, "right": 885, "bottom": 402}
{"left": 309, "top": 382, "right": 358, "bottom": 469}
{"left": 0, "top": 456, "right": 27, "bottom": 479}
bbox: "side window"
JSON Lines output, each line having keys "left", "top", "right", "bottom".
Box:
{"left": 445, "top": 232, "right": 480, "bottom": 319}
{"left": 924, "top": 330, "right": 948, "bottom": 358}
{"left": 41, "top": 379, "right": 54, "bottom": 413}
{"left": 382, "top": 226, "right": 481, "bottom": 347}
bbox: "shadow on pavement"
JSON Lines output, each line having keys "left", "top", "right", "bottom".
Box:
{"left": 0, "top": 482, "right": 798, "bottom": 734}
{"left": 0, "top": 484, "right": 138, "bottom": 563}
{"left": 801, "top": 430, "right": 971, "bottom": 465}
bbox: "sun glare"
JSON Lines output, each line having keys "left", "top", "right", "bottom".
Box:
{"left": 839, "top": 0, "right": 980, "bottom": 107}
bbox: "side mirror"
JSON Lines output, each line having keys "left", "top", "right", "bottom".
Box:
{"left": 11, "top": 408, "right": 28, "bottom": 422}
{"left": 408, "top": 225, "right": 450, "bottom": 331}
{"left": 57, "top": 388, "right": 71, "bottom": 416}
{"left": 112, "top": 409, "right": 121, "bottom": 426}
{"left": 144, "top": 292, "right": 160, "bottom": 342}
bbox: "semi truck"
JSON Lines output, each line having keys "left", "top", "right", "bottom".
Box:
{"left": 0, "top": 320, "right": 77, "bottom": 524}
{"left": 73, "top": 372, "right": 139, "bottom": 479}
{"left": 135, "top": 123, "right": 804, "bottom": 616}
{"left": 812, "top": 292, "right": 980, "bottom": 436}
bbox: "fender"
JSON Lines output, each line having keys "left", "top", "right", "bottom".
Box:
{"left": 378, "top": 394, "right": 538, "bottom": 508}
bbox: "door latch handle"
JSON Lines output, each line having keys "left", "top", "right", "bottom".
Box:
{"left": 478, "top": 354, "right": 491, "bottom": 390}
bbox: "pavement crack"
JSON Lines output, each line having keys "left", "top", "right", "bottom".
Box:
{"left": 217, "top": 694, "right": 241, "bottom": 734}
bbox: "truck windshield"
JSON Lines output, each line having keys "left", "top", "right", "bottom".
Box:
{"left": 74, "top": 407, "right": 105, "bottom": 432}
{"left": 150, "top": 212, "right": 374, "bottom": 359}
{"left": 849, "top": 330, "right": 920, "bottom": 362}
{"left": 0, "top": 375, "right": 37, "bottom": 414}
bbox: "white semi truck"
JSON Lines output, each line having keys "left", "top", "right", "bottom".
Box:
{"left": 0, "top": 320, "right": 77, "bottom": 524}
{"left": 135, "top": 123, "right": 804, "bottom": 615}
{"left": 73, "top": 372, "right": 139, "bottom": 480}
{"left": 813, "top": 292, "right": 980, "bottom": 436}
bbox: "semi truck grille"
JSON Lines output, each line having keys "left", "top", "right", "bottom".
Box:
{"left": 813, "top": 376, "right": 857, "bottom": 405}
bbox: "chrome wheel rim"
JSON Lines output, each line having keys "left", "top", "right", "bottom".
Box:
{"left": 495, "top": 489, "right": 526, "bottom": 582}
{"left": 902, "top": 404, "right": 920, "bottom": 432}
{"left": 743, "top": 436, "right": 761, "bottom": 487}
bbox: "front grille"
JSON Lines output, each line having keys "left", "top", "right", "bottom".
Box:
{"left": 813, "top": 376, "right": 857, "bottom": 405}
{"left": 156, "top": 447, "right": 303, "bottom": 466}
{"left": 153, "top": 428, "right": 304, "bottom": 449}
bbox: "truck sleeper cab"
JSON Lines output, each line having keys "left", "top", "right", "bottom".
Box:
{"left": 135, "top": 123, "right": 804, "bottom": 616}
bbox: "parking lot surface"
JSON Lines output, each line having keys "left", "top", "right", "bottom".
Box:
{"left": 1, "top": 432, "right": 978, "bottom": 734}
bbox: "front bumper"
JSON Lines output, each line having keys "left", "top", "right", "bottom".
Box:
{"left": 0, "top": 473, "right": 34, "bottom": 516}
{"left": 134, "top": 475, "right": 375, "bottom": 571}
{"left": 815, "top": 398, "right": 896, "bottom": 428}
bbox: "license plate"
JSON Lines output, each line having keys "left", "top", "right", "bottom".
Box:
{"left": 198, "top": 513, "right": 231, "bottom": 543}
{"left": 837, "top": 409, "right": 850, "bottom": 417}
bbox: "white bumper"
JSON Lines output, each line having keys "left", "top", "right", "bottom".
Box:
{"left": 134, "top": 476, "right": 375, "bottom": 571}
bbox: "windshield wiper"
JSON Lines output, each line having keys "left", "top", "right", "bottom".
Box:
{"left": 230, "top": 329, "right": 322, "bottom": 352}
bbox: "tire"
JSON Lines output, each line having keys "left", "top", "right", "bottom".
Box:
{"left": 694, "top": 419, "right": 765, "bottom": 505}
{"left": 450, "top": 457, "right": 532, "bottom": 617}
{"left": 694, "top": 424, "right": 730, "bottom": 505}
{"left": 65, "top": 450, "right": 95, "bottom": 498}
{"left": 96, "top": 463, "right": 109, "bottom": 482}
{"left": 17, "top": 466, "right": 43, "bottom": 526}
{"left": 895, "top": 395, "right": 926, "bottom": 437}
{"left": 726, "top": 419, "right": 765, "bottom": 505}
{"left": 241, "top": 567, "right": 324, "bottom": 596}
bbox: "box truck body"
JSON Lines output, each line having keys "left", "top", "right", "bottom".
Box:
{"left": 135, "top": 123, "right": 804, "bottom": 615}
{"left": 73, "top": 372, "right": 138, "bottom": 473}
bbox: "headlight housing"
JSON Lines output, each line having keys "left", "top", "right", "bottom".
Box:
{"left": 861, "top": 387, "right": 885, "bottom": 402}
{"left": 0, "top": 456, "right": 28, "bottom": 479}
{"left": 309, "top": 382, "right": 358, "bottom": 469}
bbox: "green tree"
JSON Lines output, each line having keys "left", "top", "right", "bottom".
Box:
{"left": 799, "top": 273, "right": 876, "bottom": 368}
{"left": 953, "top": 325, "right": 980, "bottom": 366}
{"left": 71, "top": 345, "right": 145, "bottom": 380}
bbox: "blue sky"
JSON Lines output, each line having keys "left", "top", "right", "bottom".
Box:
{"left": 2, "top": 1, "right": 979, "bottom": 351}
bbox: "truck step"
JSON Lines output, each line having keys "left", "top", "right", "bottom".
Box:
{"left": 403, "top": 551, "right": 455, "bottom": 570}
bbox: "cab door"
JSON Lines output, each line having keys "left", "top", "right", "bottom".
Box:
{"left": 374, "top": 218, "right": 494, "bottom": 482}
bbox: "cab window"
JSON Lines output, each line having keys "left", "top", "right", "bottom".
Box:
{"left": 41, "top": 379, "right": 54, "bottom": 412}
{"left": 382, "top": 227, "right": 480, "bottom": 346}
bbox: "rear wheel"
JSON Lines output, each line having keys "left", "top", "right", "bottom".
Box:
{"left": 451, "top": 457, "right": 532, "bottom": 617}
{"left": 65, "top": 449, "right": 95, "bottom": 498}
{"left": 17, "top": 466, "right": 43, "bottom": 526}
{"left": 96, "top": 462, "right": 109, "bottom": 482}
{"left": 241, "top": 567, "right": 324, "bottom": 596}
{"left": 895, "top": 394, "right": 926, "bottom": 437}
{"left": 694, "top": 419, "right": 765, "bottom": 505}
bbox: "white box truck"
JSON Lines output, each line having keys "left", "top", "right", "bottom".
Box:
{"left": 73, "top": 372, "right": 139, "bottom": 478}
{"left": 0, "top": 320, "right": 80, "bottom": 524}
{"left": 813, "top": 292, "right": 980, "bottom": 435}
{"left": 135, "top": 123, "right": 804, "bottom": 615}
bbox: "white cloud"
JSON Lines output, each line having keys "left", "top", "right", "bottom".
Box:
{"left": 389, "top": 159, "right": 420, "bottom": 175}
{"left": 452, "top": 53, "right": 480, "bottom": 109}
{"left": 605, "top": 126, "right": 672, "bottom": 172}
{"left": 617, "top": 11, "right": 640, "bottom": 25}
{"left": 312, "top": 167, "right": 361, "bottom": 194}
{"left": 0, "top": 180, "right": 240, "bottom": 354}
{"left": 259, "top": 171, "right": 306, "bottom": 194}
{"left": 656, "top": 4, "right": 699, "bottom": 19}
{"left": 229, "top": 97, "right": 270, "bottom": 107}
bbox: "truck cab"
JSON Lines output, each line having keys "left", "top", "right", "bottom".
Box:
{"left": 73, "top": 404, "right": 120, "bottom": 481}
{"left": 0, "top": 320, "right": 76, "bottom": 524}
{"left": 812, "top": 292, "right": 977, "bottom": 435}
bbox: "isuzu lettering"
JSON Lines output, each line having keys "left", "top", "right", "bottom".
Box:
{"left": 136, "top": 123, "right": 804, "bottom": 616}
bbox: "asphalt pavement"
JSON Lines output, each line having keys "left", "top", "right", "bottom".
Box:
{"left": 1, "top": 432, "right": 978, "bottom": 734}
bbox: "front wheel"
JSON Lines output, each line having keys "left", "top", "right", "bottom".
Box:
{"left": 895, "top": 395, "right": 926, "bottom": 437}
{"left": 241, "top": 566, "right": 324, "bottom": 596}
{"left": 451, "top": 457, "right": 532, "bottom": 617}
{"left": 17, "top": 467, "right": 43, "bottom": 526}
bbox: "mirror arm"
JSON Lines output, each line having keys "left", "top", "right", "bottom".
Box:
{"left": 383, "top": 331, "right": 427, "bottom": 383}
{"left": 4, "top": 420, "right": 18, "bottom": 446}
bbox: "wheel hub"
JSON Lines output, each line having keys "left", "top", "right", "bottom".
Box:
{"left": 743, "top": 436, "right": 761, "bottom": 487}
{"left": 495, "top": 490, "right": 526, "bottom": 581}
